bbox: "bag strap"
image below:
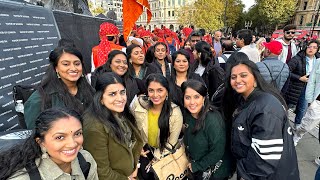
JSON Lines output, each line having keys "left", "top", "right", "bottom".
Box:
{"left": 263, "top": 62, "right": 286, "bottom": 83}
{"left": 262, "top": 62, "right": 274, "bottom": 81}
{"left": 78, "top": 152, "right": 91, "bottom": 179}
{"left": 26, "top": 161, "right": 41, "bottom": 180}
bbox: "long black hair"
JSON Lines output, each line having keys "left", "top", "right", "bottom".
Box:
{"left": 194, "top": 41, "right": 213, "bottom": 67}
{"left": 181, "top": 79, "right": 215, "bottom": 134}
{"left": 126, "top": 44, "right": 146, "bottom": 78}
{"left": 170, "top": 49, "right": 191, "bottom": 81}
{"left": 0, "top": 108, "right": 82, "bottom": 179}
{"left": 222, "top": 52, "right": 287, "bottom": 123}
{"left": 169, "top": 49, "right": 191, "bottom": 107}
{"left": 153, "top": 42, "right": 170, "bottom": 63}
{"left": 85, "top": 72, "right": 136, "bottom": 144}
{"left": 39, "top": 46, "right": 94, "bottom": 113}
{"left": 145, "top": 73, "right": 172, "bottom": 151}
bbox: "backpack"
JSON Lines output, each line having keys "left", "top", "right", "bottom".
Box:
{"left": 13, "top": 85, "right": 37, "bottom": 129}
{"left": 262, "top": 62, "right": 286, "bottom": 90}
{"left": 26, "top": 152, "right": 91, "bottom": 179}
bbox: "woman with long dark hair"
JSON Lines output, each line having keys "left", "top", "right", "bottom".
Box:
{"left": 130, "top": 73, "right": 183, "bottom": 179}
{"left": 190, "top": 41, "right": 224, "bottom": 99}
{"left": 126, "top": 44, "right": 159, "bottom": 80}
{"left": 0, "top": 108, "right": 98, "bottom": 179}
{"left": 222, "top": 52, "right": 299, "bottom": 180}
{"left": 24, "top": 46, "right": 95, "bottom": 129}
{"left": 83, "top": 72, "right": 144, "bottom": 180}
{"left": 169, "top": 49, "right": 203, "bottom": 108}
{"left": 182, "top": 79, "right": 232, "bottom": 180}
{"left": 91, "top": 50, "right": 140, "bottom": 104}
{"left": 151, "top": 42, "right": 171, "bottom": 77}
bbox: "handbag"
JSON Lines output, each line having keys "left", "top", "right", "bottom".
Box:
{"left": 148, "top": 141, "right": 189, "bottom": 180}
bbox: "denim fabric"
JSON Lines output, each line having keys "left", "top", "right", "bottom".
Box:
{"left": 315, "top": 166, "right": 320, "bottom": 180}
{"left": 294, "top": 86, "right": 308, "bottom": 124}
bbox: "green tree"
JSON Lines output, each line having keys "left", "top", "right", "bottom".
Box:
{"left": 176, "top": 4, "right": 195, "bottom": 27}
{"left": 193, "top": 0, "right": 225, "bottom": 31}
{"left": 88, "top": 1, "right": 106, "bottom": 16}
{"left": 257, "top": 0, "right": 296, "bottom": 29}
{"left": 225, "top": 0, "right": 245, "bottom": 28}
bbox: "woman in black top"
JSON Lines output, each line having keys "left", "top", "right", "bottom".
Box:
{"left": 169, "top": 49, "right": 204, "bottom": 108}
{"left": 91, "top": 50, "right": 140, "bottom": 105}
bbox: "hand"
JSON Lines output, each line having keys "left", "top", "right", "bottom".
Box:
{"left": 187, "top": 163, "right": 193, "bottom": 173}
{"left": 141, "top": 149, "right": 150, "bottom": 157}
{"left": 299, "top": 75, "right": 309, "bottom": 82}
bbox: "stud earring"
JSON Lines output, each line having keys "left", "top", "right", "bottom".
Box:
{"left": 56, "top": 72, "right": 61, "bottom": 79}
{"left": 253, "top": 82, "right": 257, "bottom": 88}
{"left": 81, "top": 74, "right": 84, "bottom": 77}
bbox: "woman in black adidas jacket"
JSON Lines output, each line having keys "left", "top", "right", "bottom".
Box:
{"left": 222, "top": 52, "right": 299, "bottom": 180}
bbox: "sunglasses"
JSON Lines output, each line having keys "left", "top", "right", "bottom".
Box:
{"left": 285, "top": 31, "right": 295, "bottom": 35}
{"left": 191, "top": 40, "right": 200, "bottom": 43}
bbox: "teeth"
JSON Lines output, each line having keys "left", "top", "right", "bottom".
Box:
{"left": 62, "top": 149, "right": 76, "bottom": 155}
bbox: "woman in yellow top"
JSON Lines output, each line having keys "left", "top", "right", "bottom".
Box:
{"left": 130, "top": 73, "right": 183, "bottom": 179}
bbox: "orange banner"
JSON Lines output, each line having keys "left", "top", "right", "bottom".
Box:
{"left": 123, "top": 0, "right": 152, "bottom": 41}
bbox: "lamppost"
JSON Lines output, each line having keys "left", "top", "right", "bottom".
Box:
{"left": 245, "top": 21, "right": 252, "bottom": 29}
{"left": 311, "top": 1, "right": 320, "bottom": 37}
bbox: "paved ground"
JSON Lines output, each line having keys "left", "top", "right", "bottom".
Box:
{"left": 229, "top": 111, "right": 319, "bottom": 180}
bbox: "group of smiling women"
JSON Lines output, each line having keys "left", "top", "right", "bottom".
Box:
{"left": 0, "top": 40, "right": 299, "bottom": 180}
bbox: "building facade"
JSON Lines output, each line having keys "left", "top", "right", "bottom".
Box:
{"left": 91, "top": 0, "right": 123, "bottom": 20}
{"left": 294, "top": 0, "right": 320, "bottom": 35}
{"left": 137, "top": 0, "right": 195, "bottom": 32}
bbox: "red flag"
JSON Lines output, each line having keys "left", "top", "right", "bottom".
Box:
{"left": 123, "top": 0, "right": 152, "bottom": 41}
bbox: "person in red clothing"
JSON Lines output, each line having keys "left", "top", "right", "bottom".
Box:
{"left": 91, "top": 22, "right": 125, "bottom": 71}
{"left": 140, "top": 29, "right": 154, "bottom": 54}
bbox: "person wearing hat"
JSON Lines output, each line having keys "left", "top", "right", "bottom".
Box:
{"left": 91, "top": 22, "right": 125, "bottom": 70}
{"left": 256, "top": 40, "right": 290, "bottom": 91}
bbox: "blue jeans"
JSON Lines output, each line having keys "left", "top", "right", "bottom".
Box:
{"left": 294, "top": 86, "right": 308, "bottom": 125}
{"left": 315, "top": 165, "right": 320, "bottom": 180}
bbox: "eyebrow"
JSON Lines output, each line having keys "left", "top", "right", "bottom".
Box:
{"left": 52, "top": 128, "right": 82, "bottom": 137}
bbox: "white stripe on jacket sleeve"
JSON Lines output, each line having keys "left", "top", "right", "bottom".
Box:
{"left": 251, "top": 138, "right": 283, "bottom": 160}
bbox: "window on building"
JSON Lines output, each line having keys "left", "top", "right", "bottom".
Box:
{"left": 172, "top": 11, "right": 175, "bottom": 17}
{"left": 178, "top": 0, "right": 181, "bottom": 5}
{"left": 172, "top": 0, "right": 175, "bottom": 5}
{"left": 168, "top": 11, "right": 171, "bottom": 17}
{"left": 311, "top": 14, "right": 315, "bottom": 23}
{"left": 300, "top": 15, "right": 304, "bottom": 25}
{"left": 303, "top": 1, "right": 308, "bottom": 10}
{"left": 168, "top": 0, "right": 170, "bottom": 6}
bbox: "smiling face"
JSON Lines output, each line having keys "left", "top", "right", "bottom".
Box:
{"left": 174, "top": 54, "right": 189, "bottom": 73}
{"left": 40, "top": 116, "right": 83, "bottom": 166}
{"left": 101, "top": 83, "right": 127, "bottom": 114}
{"left": 110, "top": 54, "right": 128, "bottom": 76}
{"left": 230, "top": 64, "right": 256, "bottom": 99}
{"left": 55, "top": 53, "right": 83, "bottom": 85}
{"left": 148, "top": 81, "right": 168, "bottom": 107}
{"left": 154, "top": 44, "right": 167, "bottom": 61}
{"left": 184, "top": 87, "right": 204, "bottom": 119}
{"left": 130, "top": 47, "right": 145, "bottom": 65}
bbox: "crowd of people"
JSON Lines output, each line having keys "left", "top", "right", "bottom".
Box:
{"left": 1, "top": 22, "right": 320, "bottom": 180}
